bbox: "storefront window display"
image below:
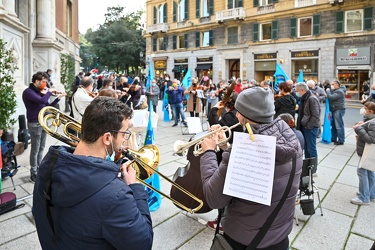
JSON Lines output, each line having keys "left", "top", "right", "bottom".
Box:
{"left": 291, "top": 59, "right": 319, "bottom": 82}
{"left": 338, "top": 70, "right": 369, "bottom": 100}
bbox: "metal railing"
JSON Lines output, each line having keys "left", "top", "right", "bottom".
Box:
{"left": 216, "top": 7, "right": 246, "bottom": 22}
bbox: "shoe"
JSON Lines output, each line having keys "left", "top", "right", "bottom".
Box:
{"left": 183, "top": 122, "right": 188, "bottom": 127}
{"left": 371, "top": 198, "right": 375, "bottom": 203}
{"left": 312, "top": 173, "right": 318, "bottom": 177}
{"left": 334, "top": 142, "right": 344, "bottom": 145}
{"left": 350, "top": 197, "right": 370, "bottom": 205}
{"left": 172, "top": 124, "right": 178, "bottom": 127}
{"left": 207, "top": 218, "right": 223, "bottom": 232}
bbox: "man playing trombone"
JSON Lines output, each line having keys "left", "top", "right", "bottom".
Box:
{"left": 33, "top": 97, "right": 153, "bottom": 249}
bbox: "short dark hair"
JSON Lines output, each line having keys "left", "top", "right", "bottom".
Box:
{"left": 278, "top": 113, "right": 295, "bottom": 128}
{"left": 103, "top": 79, "right": 113, "bottom": 87}
{"left": 364, "top": 101, "right": 375, "bottom": 113}
{"left": 278, "top": 82, "right": 292, "bottom": 93}
{"left": 80, "top": 76, "right": 94, "bottom": 88}
{"left": 32, "top": 71, "right": 49, "bottom": 83}
{"left": 81, "top": 97, "right": 133, "bottom": 143}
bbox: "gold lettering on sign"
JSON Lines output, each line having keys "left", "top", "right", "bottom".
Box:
{"left": 257, "top": 54, "right": 272, "bottom": 59}
{"left": 155, "top": 60, "right": 166, "bottom": 68}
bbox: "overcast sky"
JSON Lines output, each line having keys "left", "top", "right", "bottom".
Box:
{"left": 78, "top": 0, "right": 146, "bottom": 33}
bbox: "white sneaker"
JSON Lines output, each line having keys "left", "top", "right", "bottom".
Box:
{"left": 350, "top": 197, "right": 370, "bottom": 205}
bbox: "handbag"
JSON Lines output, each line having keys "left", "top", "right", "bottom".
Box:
{"left": 210, "top": 156, "right": 297, "bottom": 250}
{"left": 359, "top": 143, "right": 375, "bottom": 171}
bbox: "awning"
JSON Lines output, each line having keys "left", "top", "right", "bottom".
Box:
{"left": 195, "top": 64, "right": 212, "bottom": 71}
{"left": 172, "top": 66, "right": 180, "bottom": 72}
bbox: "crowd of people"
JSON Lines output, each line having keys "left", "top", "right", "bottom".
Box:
{"left": 20, "top": 67, "right": 375, "bottom": 249}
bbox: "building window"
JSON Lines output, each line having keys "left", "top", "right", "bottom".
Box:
{"left": 66, "top": 0, "right": 72, "bottom": 37}
{"left": 345, "top": 10, "right": 363, "bottom": 32}
{"left": 157, "top": 37, "right": 168, "bottom": 51}
{"left": 259, "top": 0, "right": 271, "bottom": 6}
{"left": 260, "top": 23, "right": 271, "bottom": 40}
{"left": 159, "top": 4, "right": 165, "bottom": 23}
{"left": 202, "top": 31, "right": 210, "bottom": 46}
{"left": 178, "top": 35, "right": 186, "bottom": 48}
{"left": 178, "top": 0, "right": 185, "bottom": 21}
{"left": 195, "top": 30, "right": 213, "bottom": 47}
{"left": 228, "top": 0, "right": 244, "bottom": 9}
{"left": 298, "top": 17, "right": 312, "bottom": 37}
{"left": 227, "top": 27, "right": 238, "bottom": 44}
{"left": 202, "top": 0, "right": 210, "bottom": 17}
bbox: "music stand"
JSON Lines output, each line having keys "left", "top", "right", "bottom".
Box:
{"left": 181, "top": 117, "right": 203, "bottom": 135}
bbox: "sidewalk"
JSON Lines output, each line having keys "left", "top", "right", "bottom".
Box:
{"left": 0, "top": 103, "right": 374, "bottom": 250}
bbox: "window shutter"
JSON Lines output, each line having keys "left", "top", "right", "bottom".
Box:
{"left": 163, "top": 37, "right": 168, "bottom": 50}
{"left": 153, "top": 6, "right": 157, "bottom": 24}
{"left": 238, "top": 0, "right": 243, "bottom": 7}
{"left": 173, "top": 2, "right": 177, "bottom": 22}
{"left": 228, "top": 0, "right": 233, "bottom": 9}
{"left": 364, "top": 7, "right": 373, "bottom": 31}
{"left": 253, "top": 0, "right": 259, "bottom": 7}
{"left": 290, "top": 17, "right": 297, "bottom": 38}
{"left": 173, "top": 35, "right": 177, "bottom": 49}
{"left": 209, "top": 0, "right": 214, "bottom": 15}
{"left": 184, "top": 34, "right": 189, "bottom": 48}
{"left": 271, "top": 20, "right": 278, "bottom": 40}
{"left": 209, "top": 30, "right": 214, "bottom": 46}
{"left": 196, "top": 0, "right": 200, "bottom": 17}
{"left": 253, "top": 23, "right": 259, "bottom": 41}
{"left": 272, "top": 0, "right": 279, "bottom": 3}
{"left": 163, "top": 3, "right": 168, "bottom": 23}
{"left": 185, "top": 0, "right": 189, "bottom": 20}
{"left": 152, "top": 38, "right": 157, "bottom": 51}
{"left": 335, "top": 11, "right": 344, "bottom": 33}
{"left": 195, "top": 32, "right": 200, "bottom": 47}
{"left": 313, "top": 14, "right": 321, "bottom": 36}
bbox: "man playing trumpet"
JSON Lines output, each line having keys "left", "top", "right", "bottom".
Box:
{"left": 33, "top": 97, "right": 153, "bottom": 249}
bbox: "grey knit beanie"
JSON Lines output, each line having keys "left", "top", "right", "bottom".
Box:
{"left": 235, "top": 87, "right": 275, "bottom": 123}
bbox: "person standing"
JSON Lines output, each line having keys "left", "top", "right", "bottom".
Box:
{"left": 274, "top": 81, "right": 297, "bottom": 118}
{"left": 33, "top": 97, "right": 153, "bottom": 249}
{"left": 351, "top": 101, "right": 375, "bottom": 205}
{"left": 46, "top": 69, "right": 53, "bottom": 88}
{"left": 184, "top": 82, "right": 202, "bottom": 117}
{"left": 22, "top": 71, "right": 66, "bottom": 182}
{"left": 295, "top": 82, "right": 321, "bottom": 163}
{"left": 167, "top": 82, "right": 187, "bottom": 127}
{"left": 71, "top": 76, "right": 96, "bottom": 122}
{"left": 146, "top": 79, "right": 160, "bottom": 113}
{"left": 326, "top": 79, "right": 346, "bottom": 145}
{"left": 200, "top": 87, "right": 302, "bottom": 249}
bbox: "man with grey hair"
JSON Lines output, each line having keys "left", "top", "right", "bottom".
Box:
{"left": 307, "top": 80, "right": 326, "bottom": 103}
{"left": 295, "top": 82, "right": 321, "bottom": 171}
{"left": 72, "top": 76, "right": 96, "bottom": 122}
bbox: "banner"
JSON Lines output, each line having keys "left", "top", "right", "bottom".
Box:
{"left": 146, "top": 60, "right": 154, "bottom": 89}
{"left": 181, "top": 69, "right": 192, "bottom": 100}
{"left": 298, "top": 70, "right": 304, "bottom": 83}
{"left": 273, "top": 63, "right": 290, "bottom": 93}
{"left": 321, "top": 98, "right": 332, "bottom": 144}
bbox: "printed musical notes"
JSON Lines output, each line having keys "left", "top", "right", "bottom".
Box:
{"left": 223, "top": 132, "right": 276, "bottom": 206}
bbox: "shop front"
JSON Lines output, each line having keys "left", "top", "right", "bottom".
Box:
{"left": 336, "top": 47, "right": 372, "bottom": 101}
{"left": 291, "top": 50, "right": 319, "bottom": 82}
{"left": 195, "top": 57, "right": 213, "bottom": 80}
{"left": 153, "top": 57, "right": 168, "bottom": 79}
{"left": 253, "top": 53, "right": 277, "bottom": 83}
{"left": 172, "top": 58, "right": 188, "bottom": 81}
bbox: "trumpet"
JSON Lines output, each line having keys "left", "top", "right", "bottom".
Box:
{"left": 174, "top": 123, "right": 242, "bottom": 157}
{"left": 38, "top": 106, "right": 204, "bottom": 213}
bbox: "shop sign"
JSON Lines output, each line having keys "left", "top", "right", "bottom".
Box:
{"left": 154, "top": 60, "right": 166, "bottom": 69}
{"left": 174, "top": 58, "right": 188, "bottom": 63}
{"left": 291, "top": 50, "right": 319, "bottom": 58}
{"left": 255, "top": 61, "right": 276, "bottom": 71}
{"left": 254, "top": 53, "right": 277, "bottom": 60}
{"left": 197, "top": 57, "right": 213, "bottom": 62}
{"left": 336, "top": 47, "right": 370, "bottom": 65}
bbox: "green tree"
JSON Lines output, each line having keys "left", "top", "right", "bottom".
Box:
{"left": 60, "top": 53, "right": 75, "bottom": 98}
{"left": 85, "top": 7, "right": 146, "bottom": 74}
{"left": 0, "top": 39, "right": 18, "bottom": 130}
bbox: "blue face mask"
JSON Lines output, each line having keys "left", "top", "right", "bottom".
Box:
{"left": 371, "top": 90, "right": 375, "bottom": 98}
{"left": 105, "top": 136, "right": 115, "bottom": 162}
{"left": 295, "top": 92, "right": 302, "bottom": 98}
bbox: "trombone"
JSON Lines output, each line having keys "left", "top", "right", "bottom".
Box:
{"left": 38, "top": 106, "right": 204, "bottom": 213}
{"left": 173, "top": 123, "right": 242, "bottom": 156}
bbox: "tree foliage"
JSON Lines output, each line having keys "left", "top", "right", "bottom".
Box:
{"left": 84, "top": 6, "right": 146, "bottom": 73}
{"left": 60, "top": 53, "right": 75, "bottom": 98}
{"left": 0, "top": 39, "right": 18, "bottom": 130}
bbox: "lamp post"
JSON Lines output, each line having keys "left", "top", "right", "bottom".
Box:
{"left": 139, "top": 51, "right": 144, "bottom": 76}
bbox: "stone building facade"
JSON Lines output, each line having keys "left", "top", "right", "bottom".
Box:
{"left": 145, "top": 0, "right": 374, "bottom": 101}
{"left": 0, "top": 0, "right": 80, "bottom": 133}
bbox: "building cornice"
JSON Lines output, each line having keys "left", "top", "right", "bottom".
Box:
{"left": 0, "top": 13, "right": 29, "bottom": 33}
{"left": 32, "top": 38, "right": 64, "bottom": 51}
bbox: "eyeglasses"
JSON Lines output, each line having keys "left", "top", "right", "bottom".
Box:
{"left": 111, "top": 130, "right": 132, "bottom": 140}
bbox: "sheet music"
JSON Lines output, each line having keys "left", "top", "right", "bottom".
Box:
{"left": 223, "top": 132, "right": 276, "bottom": 206}
{"left": 196, "top": 89, "right": 205, "bottom": 99}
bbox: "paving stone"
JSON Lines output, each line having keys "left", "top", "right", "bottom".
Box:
{"left": 0, "top": 215, "right": 36, "bottom": 245}
{"left": 336, "top": 164, "right": 358, "bottom": 188}
{"left": 291, "top": 209, "right": 352, "bottom": 250}
{"left": 177, "top": 227, "right": 213, "bottom": 250}
{"left": 319, "top": 153, "right": 351, "bottom": 171}
{"left": 151, "top": 198, "right": 181, "bottom": 227}
{"left": 347, "top": 153, "right": 360, "bottom": 167}
{"left": 345, "top": 233, "right": 374, "bottom": 250}
{"left": 314, "top": 165, "right": 340, "bottom": 190}
{"left": 0, "top": 232, "right": 41, "bottom": 250}
{"left": 321, "top": 183, "right": 358, "bottom": 217}
{"left": 332, "top": 144, "right": 356, "bottom": 157}
{"left": 352, "top": 205, "right": 375, "bottom": 239}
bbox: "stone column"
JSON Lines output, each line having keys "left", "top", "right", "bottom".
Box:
{"left": 3, "top": 0, "right": 16, "bottom": 16}
{"left": 36, "top": 0, "right": 55, "bottom": 40}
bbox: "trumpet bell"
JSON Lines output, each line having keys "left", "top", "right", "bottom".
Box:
{"left": 127, "top": 145, "right": 160, "bottom": 180}
{"left": 173, "top": 140, "right": 188, "bottom": 156}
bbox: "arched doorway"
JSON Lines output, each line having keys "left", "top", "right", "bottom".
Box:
{"left": 229, "top": 59, "right": 240, "bottom": 79}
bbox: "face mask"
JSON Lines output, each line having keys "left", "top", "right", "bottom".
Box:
{"left": 105, "top": 136, "right": 115, "bottom": 162}
{"left": 330, "top": 86, "right": 335, "bottom": 90}
{"left": 295, "top": 92, "right": 302, "bottom": 98}
{"left": 39, "top": 81, "right": 47, "bottom": 90}
{"left": 108, "top": 86, "right": 113, "bottom": 90}
{"left": 165, "top": 78, "right": 169, "bottom": 81}
{"left": 152, "top": 83, "right": 156, "bottom": 86}
{"left": 49, "top": 74, "right": 53, "bottom": 78}
{"left": 371, "top": 90, "right": 375, "bottom": 95}
{"left": 360, "top": 107, "right": 367, "bottom": 116}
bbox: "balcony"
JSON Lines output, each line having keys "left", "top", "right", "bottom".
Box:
{"left": 295, "top": 0, "right": 316, "bottom": 7}
{"left": 199, "top": 16, "right": 211, "bottom": 24}
{"left": 148, "top": 23, "right": 169, "bottom": 34}
{"left": 257, "top": 4, "right": 275, "bottom": 14}
{"left": 216, "top": 7, "right": 246, "bottom": 23}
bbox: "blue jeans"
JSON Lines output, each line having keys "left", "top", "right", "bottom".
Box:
{"left": 302, "top": 127, "right": 319, "bottom": 160}
{"left": 331, "top": 109, "right": 345, "bottom": 143}
{"left": 357, "top": 166, "right": 375, "bottom": 203}
{"left": 28, "top": 122, "right": 47, "bottom": 177}
{"left": 171, "top": 102, "right": 186, "bottom": 125}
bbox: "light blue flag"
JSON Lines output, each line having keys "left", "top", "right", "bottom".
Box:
{"left": 273, "top": 63, "right": 290, "bottom": 93}
{"left": 181, "top": 69, "right": 192, "bottom": 101}
{"left": 321, "top": 98, "right": 332, "bottom": 144}
{"left": 146, "top": 60, "right": 154, "bottom": 89}
{"left": 162, "top": 87, "right": 170, "bottom": 121}
{"left": 143, "top": 100, "right": 161, "bottom": 211}
{"left": 298, "top": 70, "right": 304, "bottom": 83}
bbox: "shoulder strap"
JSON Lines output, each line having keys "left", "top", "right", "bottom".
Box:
{"left": 43, "top": 150, "right": 59, "bottom": 240}
{"left": 246, "top": 155, "right": 297, "bottom": 250}
{"left": 72, "top": 95, "right": 84, "bottom": 117}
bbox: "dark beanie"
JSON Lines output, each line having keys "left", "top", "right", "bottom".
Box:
{"left": 235, "top": 87, "right": 275, "bottom": 123}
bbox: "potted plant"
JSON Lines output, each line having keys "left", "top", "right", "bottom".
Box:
{"left": 0, "top": 39, "right": 18, "bottom": 136}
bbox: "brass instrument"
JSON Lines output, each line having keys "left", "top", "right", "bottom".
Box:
{"left": 38, "top": 106, "right": 204, "bottom": 213}
{"left": 174, "top": 123, "right": 242, "bottom": 157}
